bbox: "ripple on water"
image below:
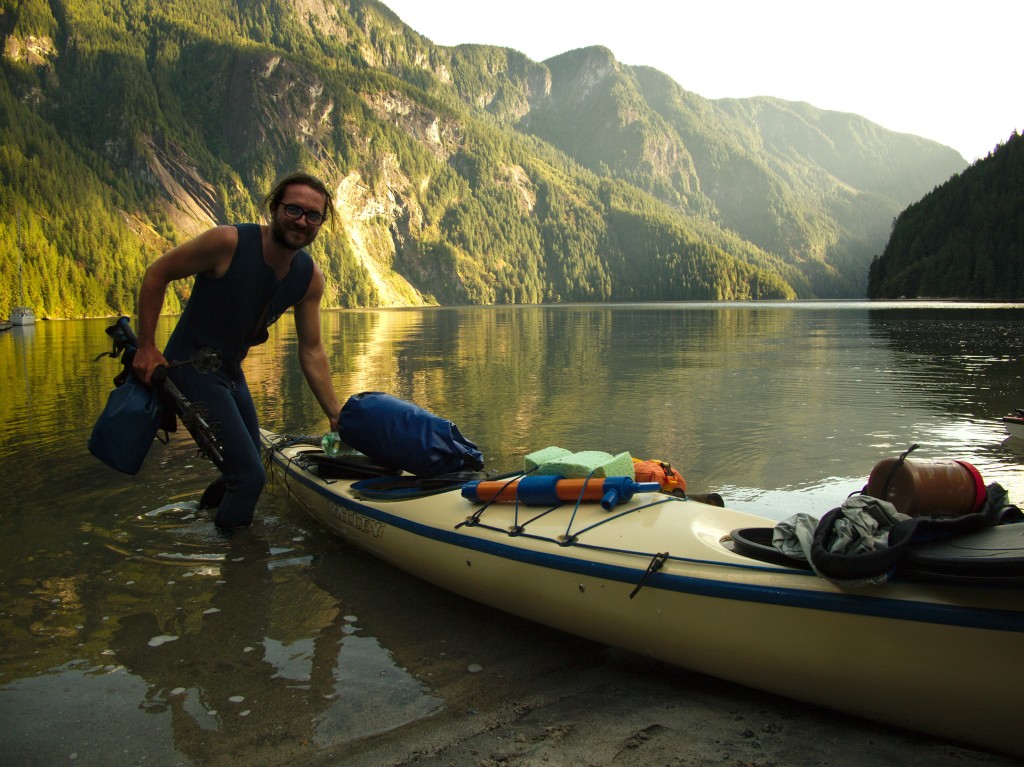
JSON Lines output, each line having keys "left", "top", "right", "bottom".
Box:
{"left": 95, "top": 499, "right": 314, "bottom": 579}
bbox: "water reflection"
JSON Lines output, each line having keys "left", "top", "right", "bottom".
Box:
{"left": 1, "top": 520, "right": 441, "bottom": 765}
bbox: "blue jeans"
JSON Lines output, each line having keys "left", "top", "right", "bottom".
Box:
{"left": 169, "top": 365, "right": 265, "bottom": 528}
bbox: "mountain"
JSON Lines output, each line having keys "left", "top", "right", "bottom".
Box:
{"left": 867, "top": 131, "right": 1024, "bottom": 299}
{"left": 0, "top": 0, "right": 967, "bottom": 318}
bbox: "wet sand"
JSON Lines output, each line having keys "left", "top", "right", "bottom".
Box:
{"left": 292, "top": 630, "right": 1019, "bottom": 767}
{"left": 308, "top": 666, "right": 1015, "bottom": 767}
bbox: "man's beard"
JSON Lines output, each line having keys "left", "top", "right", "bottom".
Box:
{"left": 270, "top": 217, "right": 316, "bottom": 250}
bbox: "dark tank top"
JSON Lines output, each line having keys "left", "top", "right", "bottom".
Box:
{"left": 164, "top": 224, "right": 314, "bottom": 375}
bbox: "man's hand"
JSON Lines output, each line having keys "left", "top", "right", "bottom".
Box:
{"left": 132, "top": 344, "right": 169, "bottom": 385}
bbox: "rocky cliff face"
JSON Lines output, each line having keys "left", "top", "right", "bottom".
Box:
{"left": 3, "top": 33, "right": 55, "bottom": 66}
{"left": 142, "top": 133, "right": 222, "bottom": 236}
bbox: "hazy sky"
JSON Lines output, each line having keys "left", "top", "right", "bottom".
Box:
{"left": 380, "top": 0, "right": 1021, "bottom": 163}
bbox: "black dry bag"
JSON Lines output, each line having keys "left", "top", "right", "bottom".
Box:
{"left": 88, "top": 374, "right": 165, "bottom": 474}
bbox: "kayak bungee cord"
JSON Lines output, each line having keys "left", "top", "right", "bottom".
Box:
{"left": 629, "top": 553, "right": 670, "bottom": 599}
{"left": 461, "top": 493, "right": 677, "bottom": 551}
{"left": 457, "top": 467, "right": 664, "bottom": 543}
{"left": 456, "top": 468, "right": 539, "bottom": 530}
{"left": 558, "top": 468, "right": 601, "bottom": 544}
{"left": 263, "top": 437, "right": 322, "bottom": 499}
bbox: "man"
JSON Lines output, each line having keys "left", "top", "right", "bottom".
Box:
{"left": 133, "top": 172, "right": 343, "bottom": 528}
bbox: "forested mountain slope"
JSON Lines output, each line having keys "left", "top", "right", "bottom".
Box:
{"left": 0, "top": 0, "right": 966, "bottom": 318}
{"left": 868, "top": 131, "right": 1024, "bottom": 299}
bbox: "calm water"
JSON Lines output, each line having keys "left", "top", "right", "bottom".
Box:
{"left": 2, "top": 301, "right": 1024, "bottom": 764}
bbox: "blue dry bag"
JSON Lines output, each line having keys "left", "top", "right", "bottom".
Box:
{"left": 337, "top": 392, "right": 484, "bottom": 478}
{"left": 88, "top": 373, "right": 165, "bottom": 475}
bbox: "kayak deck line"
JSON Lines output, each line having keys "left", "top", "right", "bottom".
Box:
{"left": 458, "top": 492, "right": 681, "bottom": 546}
{"left": 264, "top": 441, "right": 1023, "bottom": 634}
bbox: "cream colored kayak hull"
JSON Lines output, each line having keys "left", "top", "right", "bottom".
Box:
{"left": 262, "top": 432, "right": 1024, "bottom": 757}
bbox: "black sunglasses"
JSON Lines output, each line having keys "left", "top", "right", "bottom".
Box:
{"left": 281, "top": 203, "right": 325, "bottom": 226}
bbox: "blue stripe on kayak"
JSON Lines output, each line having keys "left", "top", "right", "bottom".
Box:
{"left": 271, "top": 451, "right": 1024, "bottom": 634}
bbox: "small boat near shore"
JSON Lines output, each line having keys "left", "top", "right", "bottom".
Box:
{"left": 1001, "top": 409, "right": 1024, "bottom": 440}
{"left": 8, "top": 307, "right": 35, "bottom": 326}
{"left": 261, "top": 430, "right": 1023, "bottom": 758}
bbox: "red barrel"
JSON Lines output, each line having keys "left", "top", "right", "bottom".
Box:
{"left": 863, "top": 457, "right": 986, "bottom": 517}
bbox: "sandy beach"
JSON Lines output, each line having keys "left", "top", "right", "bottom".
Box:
{"left": 292, "top": 625, "right": 1020, "bottom": 767}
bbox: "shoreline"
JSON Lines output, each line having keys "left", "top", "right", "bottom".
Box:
{"left": 295, "top": 646, "right": 1018, "bottom": 767}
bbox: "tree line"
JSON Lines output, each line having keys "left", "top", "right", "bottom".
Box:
{"left": 868, "top": 132, "right": 1024, "bottom": 299}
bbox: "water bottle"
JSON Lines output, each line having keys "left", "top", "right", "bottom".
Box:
{"left": 320, "top": 432, "right": 345, "bottom": 456}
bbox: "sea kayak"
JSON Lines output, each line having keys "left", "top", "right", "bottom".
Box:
{"left": 261, "top": 430, "right": 1024, "bottom": 757}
